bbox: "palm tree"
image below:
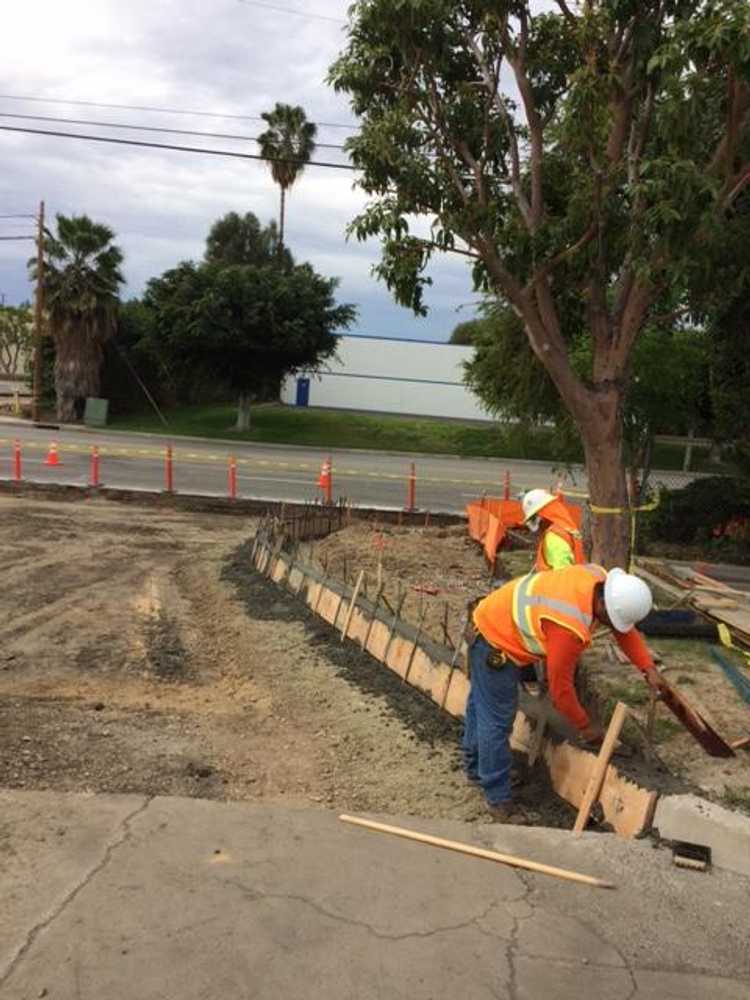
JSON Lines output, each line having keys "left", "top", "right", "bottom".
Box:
{"left": 258, "top": 103, "right": 317, "bottom": 256}
{"left": 30, "top": 214, "right": 124, "bottom": 421}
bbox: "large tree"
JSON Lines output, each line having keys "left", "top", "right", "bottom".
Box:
{"left": 205, "top": 211, "right": 293, "bottom": 270}
{"left": 143, "top": 261, "right": 356, "bottom": 430}
{"left": 258, "top": 103, "right": 317, "bottom": 255}
{"left": 330, "top": 0, "right": 750, "bottom": 564}
{"left": 30, "top": 214, "right": 124, "bottom": 421}
{"left": 0, "top": 304, "right": 32, "bottom": 378}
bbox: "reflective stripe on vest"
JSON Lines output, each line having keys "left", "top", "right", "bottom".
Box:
{"left": 511, "top": 564, "right": 606, "bottom": 657}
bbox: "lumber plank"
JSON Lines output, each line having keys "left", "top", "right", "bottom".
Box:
{"left": 339, "top": 815, "right": 615, "bottom": 889}
{"left": 573, "top": 702, "right": 629, "bottom": 834}
{"left": 341, "top": 570, "right": 365, "bottom": 642}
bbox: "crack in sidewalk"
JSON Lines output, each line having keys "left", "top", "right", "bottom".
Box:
{"left": 0, "top": 796, "right": 153, "bottom": 987}
{"left": 224, "top": 876, "right": 525, "bottom": 943}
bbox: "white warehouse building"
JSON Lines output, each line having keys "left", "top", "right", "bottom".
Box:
{"left": 280, "top": 334, "right": 491, "bottom": 421}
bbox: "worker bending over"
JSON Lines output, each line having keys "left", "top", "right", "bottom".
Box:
{"left": 522, "top": 488, "right": 584, "bottom": 570}
{"left": 463, "top": 563, "right": 660, "bottom": 822}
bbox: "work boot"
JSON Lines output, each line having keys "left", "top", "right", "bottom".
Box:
{"left": 486, "top": 802, "right": 531, "bottom": 825}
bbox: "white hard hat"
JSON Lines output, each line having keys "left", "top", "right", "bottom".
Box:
{"left": 522, "top": 489, "right": 556, "bottom": 523}
{"left": 604, "top": 568, "right": 653, "bottom": 633}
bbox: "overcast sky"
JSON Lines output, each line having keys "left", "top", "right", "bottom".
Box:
{"left": 0, "top": 0, "right": 479, "bottom": 340}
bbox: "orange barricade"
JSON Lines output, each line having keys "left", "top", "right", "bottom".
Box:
{"left": 466, "top": 496, "right": 526, "bottom": 564}
{"left": 466, "top": 502, "right": 490, "bottom": 542}
{"left": 483, "top": 514, "right": 505, "bottom": 564}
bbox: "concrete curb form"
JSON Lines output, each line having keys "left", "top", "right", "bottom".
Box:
{"left": 252, "top": 515, "right": 658, "bottom": 839}
{"left": 654, "top": 794, "right": 750, "bottom": 877}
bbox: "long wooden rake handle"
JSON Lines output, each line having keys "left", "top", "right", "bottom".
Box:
{"left": 339, "top": 814, "right": 615, "bottom": 889}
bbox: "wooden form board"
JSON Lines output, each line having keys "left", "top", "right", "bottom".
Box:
{"left": 638, "top": 558, "right": 750, "bottom": 647}
{"left": 253, "top": 538, "right": 658, "bottom": 838}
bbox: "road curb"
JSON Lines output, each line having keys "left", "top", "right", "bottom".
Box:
{"left": 654, "top": 793, "right": 750, "bottom": 878}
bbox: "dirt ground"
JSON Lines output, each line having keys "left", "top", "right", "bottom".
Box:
{"left": 0, "top": 497, "right": 573, "bottom": 826}
{"left": 310, "top": 522, "right": 750, "bottom": 808}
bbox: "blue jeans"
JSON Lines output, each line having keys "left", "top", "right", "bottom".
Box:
{"left": 462, "top": 635, "right": 518, "bottom": 806}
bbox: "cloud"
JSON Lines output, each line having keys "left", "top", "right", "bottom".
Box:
{"left": 0, "top": 0, "right": 476, "bottom": 337}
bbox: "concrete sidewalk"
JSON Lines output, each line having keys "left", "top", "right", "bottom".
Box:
{"left": 2, "top": 791, "right": 748, "bottom": 1000}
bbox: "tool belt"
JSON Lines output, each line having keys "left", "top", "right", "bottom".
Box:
{"left": 486, "top": 647, "right": 509, "bottom": 670}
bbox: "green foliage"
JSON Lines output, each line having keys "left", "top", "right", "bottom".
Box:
{"left": 650, "top": 476, "right": 750, "bottom": 545}
{"left": 0, "top": 304, "right": 32, "bottom": 377}
{"left": 464, "top": 300, "right": 709, "bottom": 481}
{"left": 709, "top": 297, "right": 750, "bottom": 469}
{"left": 204, "top": 212, "right": 293, "bottom": 270}
{"left": 142, "top": 260, "right": 355, "bottom": 406}
{"left": 464, "top": 304, "right": 564, "bottom": 425}
{"left": 449, "top": 318, "right": 483, "bottom": 345}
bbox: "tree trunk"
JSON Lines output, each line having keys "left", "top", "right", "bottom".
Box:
{"left": 576, "top": 389, "right": 631, "bottom": 568}
{"left": 54, "top": 336, "right": 102, "bottom": 423}
{"left": 235, "top": 391, "right": 252, "bottom": 431}
{"left": 278, "top": 186, "right": 286, "bottom": 256}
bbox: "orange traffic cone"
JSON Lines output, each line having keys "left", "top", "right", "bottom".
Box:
{"left": 317, "top": 456, "right": 332, "bottom": 503}
{"left": 44, "top": 441, "right": 62, "bottom": 467}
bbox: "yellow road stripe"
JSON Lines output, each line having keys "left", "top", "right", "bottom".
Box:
{"left": 0, "top": 436, "right": 535, "bottom": 488}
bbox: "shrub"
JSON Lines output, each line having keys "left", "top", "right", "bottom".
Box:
{"left": 649, "top": 476, "right": 750, "bottom": 545}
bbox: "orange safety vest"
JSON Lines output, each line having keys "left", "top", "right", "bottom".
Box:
{"left": 473, "top": 564, "right": 607, "bottom": 665}
{"left": 535, "top": 524, "right": 586, "bottom": 571}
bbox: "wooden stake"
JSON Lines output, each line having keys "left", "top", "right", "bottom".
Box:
{"left": 341, "top": 569, "right": 365, "bottom": 642}
{"left": 573, "top": 702, "right": 629, "bottom": 835}
{"left": 645, "top": 688, "right": 658, "bottom": 748}
{"left": 403, "top": 603, "right": 428, "bottom": 685}
{"left": 441, "top": 602, "right": 452, "bottom": 649}
{"left": 362, "top": 584, "right": 384, "bottom": 650}
{"left": 382, "top": 588, "right": 407, "bottom": 664}
{"left": 440, "top": 611, "right": 468, "bottom": 710}
{"left": 339, "top": 815, "right": 615, "bottom": 889}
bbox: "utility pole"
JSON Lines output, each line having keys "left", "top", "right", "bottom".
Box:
{"left": 32, "top": 200, "right": 45, "bottom": 424}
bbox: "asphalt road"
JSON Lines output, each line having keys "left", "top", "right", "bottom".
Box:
{"left": 0, "top": 420, "right": 695, "bottom": 513}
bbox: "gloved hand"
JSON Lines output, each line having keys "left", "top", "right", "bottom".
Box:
{"left": 643, "top": 665, "right": 666, "bottom": 694}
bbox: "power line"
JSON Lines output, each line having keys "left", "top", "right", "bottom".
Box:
{"left": 236, "top": 0, "right": 346, "bottom": 23}
{"left": 0, "top": 93, "right": 358, "bottom": 132}
{"left": 0, "top": 124, "right": 358, "bottom": 170}
{"left": 0, "top": 111, "right": 349, "bottom": 152}
{"left": 0, "top": 235, "right": 34, "bottom": 240}
{"left": 0, "top": 213, "right": 36, "bottom": 219}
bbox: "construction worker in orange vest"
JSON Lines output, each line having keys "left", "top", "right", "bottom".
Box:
{"left": 463, "top": 563, "right": 660, "bottom": 822}
{"left": 521, "top": 488, "right": 585, "bottom": 570}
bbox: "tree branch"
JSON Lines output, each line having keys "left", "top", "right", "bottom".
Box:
{"left": 464, "top": 30, "right": 533, "bottom": 228}
{"left": 722, "top": 163, "right": 750, "bottom": 209}
{"left": 553, "top": 0, "right": 577, "bottom": 26}
{"left": 505, "top": 13, "right": 545, "bottom": 229}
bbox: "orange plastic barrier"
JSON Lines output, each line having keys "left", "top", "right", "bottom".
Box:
{"left": 466, "top": 497, "right": 526, "bottom": 564}
{"left": 466, "top": 502, "right": 490, "bottom": 542}
{"left": 483, "top": 515, "right": 505, "bottom": 564}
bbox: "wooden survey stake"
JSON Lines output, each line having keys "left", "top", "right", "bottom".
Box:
{"left": 573, "top": 701, "right": 629, "bottom": 835}
{"left": 340, "top": 569, "right": 365, "bottom": 642}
